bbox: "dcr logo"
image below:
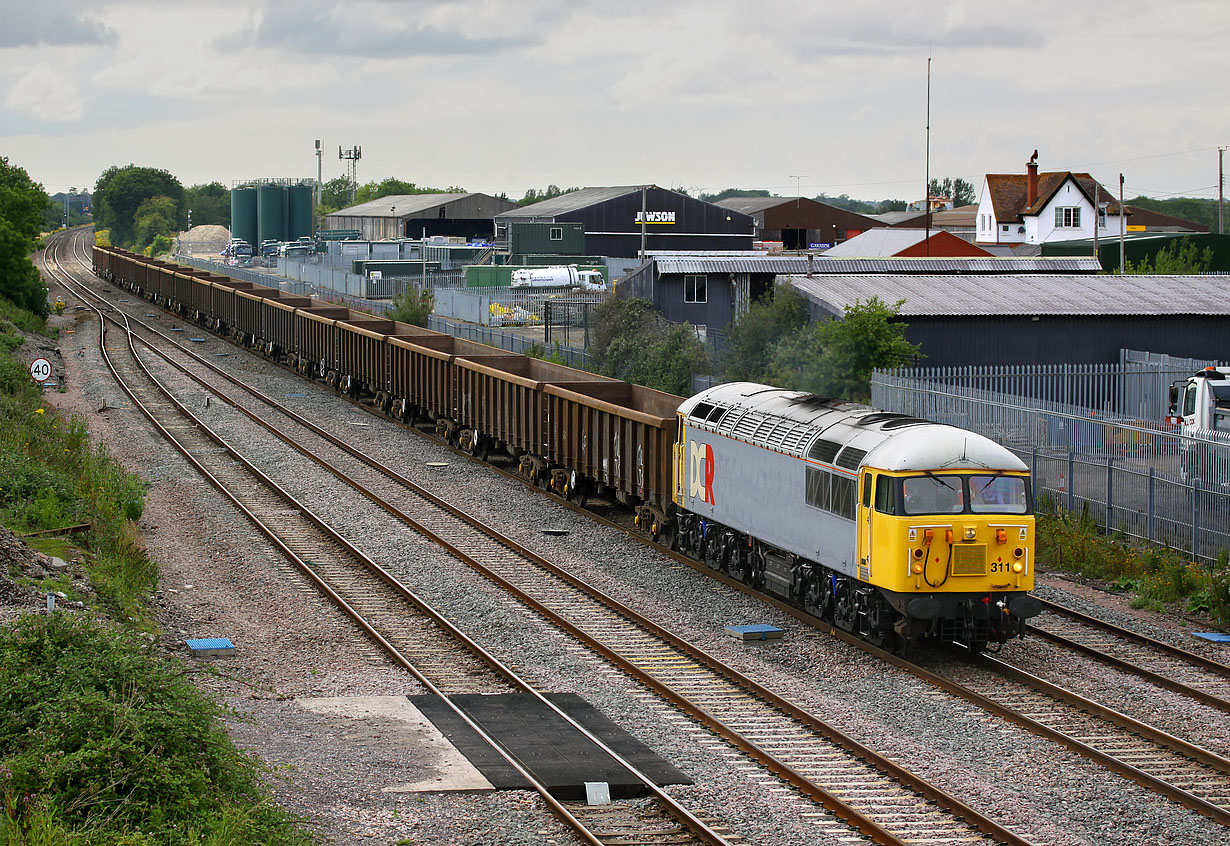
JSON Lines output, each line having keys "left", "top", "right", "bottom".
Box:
{"left": 689, "top": 441, "right": 716, "bottom": 505}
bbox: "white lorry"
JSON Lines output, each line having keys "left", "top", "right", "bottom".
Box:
{"left": 509, "top": 265, "right": 606, "bottom": 291}
{"left": 1166, "top": 367, "right": 1230, "bottom": 482}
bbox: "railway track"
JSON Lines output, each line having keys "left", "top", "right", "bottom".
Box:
{"left": 56, "top": 231, "right": 1034, "bottom": 845}
{"left": 1025, "top": 597, "right": 1230, "bottom": 712}
{"left": 47, "top": 229, "right": 739, "bottom": 846}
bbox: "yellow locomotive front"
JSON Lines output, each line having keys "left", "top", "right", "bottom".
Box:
{"left": 859, "top": 466, "right": 1040, "bottom": 647}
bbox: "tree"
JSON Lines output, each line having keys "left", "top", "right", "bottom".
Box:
{"left": 699, "top": 188, "right": 772, "bottom": 203}
{"left": 350, "top": 177, "right": 456, "bottom": 207}
{"left": 182, "top": 182, "right": 230, "bottom": 228}
{"left": 319, "top": 176, "right": 354, "bottom": 213}
{"left": 517, "top": 185, "right": 578, "bottom": 206}
{"left": 1125, "top": 239, "right": 1215, "bottom": 274}
{"left": 93, "top": 165, "right": 184, "bottom": 248}
{"left": 928, "top": 177, "right": 976, "bottom": 207}
{"left": 1127, "top": 195, "right": 1221, "bottom": 232}
{"left": 719, "top": 284, "right": 810, "bottom": 383}
{"left": 0, "top": 156, "right": 50, "bottom": 316}
{"left": 388, "top": 285, "right": 435, "bottom": 327}
{"left": 767, "top": 297, "right": 920, "bottom": 402}
{"left": 132, "top": 195, "right": 178, "bottom": 252}
{"left": 589, "top": 298, "right": 707, "bottom": 394}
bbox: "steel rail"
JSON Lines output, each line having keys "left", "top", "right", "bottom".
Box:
{"left": 75, "top": 239, "right": 1035, "bottom": 846}
{"left": 71, "top": 234, "right": 1033, "bottom": 841}
{"left": 50, "top": 231, "right": 734, "bottom": 846}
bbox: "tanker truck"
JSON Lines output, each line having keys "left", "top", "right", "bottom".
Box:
{"left": 509, "top": 265, "right": 606, "bottom": 291}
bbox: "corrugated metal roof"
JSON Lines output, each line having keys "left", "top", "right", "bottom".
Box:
{"left": 786, "top": 273, "right": 1230, "bottom": 317}
{"left": 495, "top": 186, "right": 649, "bottom": 218}
{"left": 712, "top": 197, "right": 787, "bottom": 214}
{"left": 333, "top": 193, "right": 476, "bottom": 217}
{"left": 823, "top": 229, "right": 933, "bottom": 256}
{"left": 653, "top": 257, "right": 1103, "bottom": 274}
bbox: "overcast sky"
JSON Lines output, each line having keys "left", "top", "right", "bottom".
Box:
{"left": 2, "top": 0, "right": 1226, "bottom": 205}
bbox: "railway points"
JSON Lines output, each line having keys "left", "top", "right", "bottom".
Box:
{"left": 21, "top": 226, "right": 1230, "bottom": 846}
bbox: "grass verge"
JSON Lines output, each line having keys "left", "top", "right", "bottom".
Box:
{"left": 0, "top": 294, "right": 311, "bottom": 845}
{"left": 1036, "top": 500, "right": 1230, "bottom": 628}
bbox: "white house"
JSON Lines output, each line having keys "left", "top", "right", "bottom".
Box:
{"left": 976, "top": 152, "right": 1127, "bottom": 246}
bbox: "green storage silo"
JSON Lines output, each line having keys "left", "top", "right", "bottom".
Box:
{"left": 287, "top": 184, "right": 314, "bottom": 240}
{"left": 257, "top": 184, "right": 286, "bottom": 245}
{"left": 231, "top": 187, "right": 258, "bottom": 248}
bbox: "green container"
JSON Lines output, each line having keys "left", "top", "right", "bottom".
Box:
{"left": 257, "top": 185, "right": 286, "bottom": 245}
{"left": 509, "top": 222, "right": 586, "bottom": 256}
{"left": 287, "top": 184, "right": 314, "bottom": 240}
{"left": 231, "top": 188, "right": 258, "bottom": 248}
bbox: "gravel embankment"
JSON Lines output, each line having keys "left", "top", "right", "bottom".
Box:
{"left": 9, "top": 263, "right": 1226, "bottom": 846}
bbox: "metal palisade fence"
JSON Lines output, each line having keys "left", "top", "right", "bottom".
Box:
{"left": 871, "top": 351, "right": 1230, "bottom": 564}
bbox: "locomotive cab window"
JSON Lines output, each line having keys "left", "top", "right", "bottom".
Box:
{"left": 969, "top": 475, "right": 1030, "bottom": 514}
{"left": 902, "top": 475, "right": 963, "bottom": 515}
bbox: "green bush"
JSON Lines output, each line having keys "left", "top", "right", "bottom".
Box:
{"left": 1037, "top": 507, "right": 1230, "bottom": 629}
{"left": 0, "top": 615, "right": 310, "bottom": 846}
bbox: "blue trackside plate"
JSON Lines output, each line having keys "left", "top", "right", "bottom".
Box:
{"left": 1192, "top": 632, "right": 1230, "bottom": 643}
{"left": 185, "top": 637, "right": 235, "bottom": 650}
{"left": 726, "top": 624, "right": 784, "bottom": 640}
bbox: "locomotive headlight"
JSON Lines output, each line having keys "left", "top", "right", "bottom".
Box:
{"left": 1012, "top": 561, "right": 1024, "bottom": 573}
{"left": 912, "top": 561, "right": 924, "bottom": 574}
{"left": 963, "top": 526, "right": 976, "bottom": 541}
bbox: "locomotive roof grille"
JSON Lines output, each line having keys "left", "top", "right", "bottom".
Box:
{"left": 835, "top": 446, "right": 867, "bottom": 470}
{"left": 807, "top": 438, "right": 842, "bottom": 463}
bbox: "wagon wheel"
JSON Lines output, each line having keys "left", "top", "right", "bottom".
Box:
{"left": 703, "top": 537, "right": 723, "bottom": 571}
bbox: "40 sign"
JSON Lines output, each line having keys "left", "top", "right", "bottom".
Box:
{"left": 29, "top": 357, "right": 52, "bottom": 384}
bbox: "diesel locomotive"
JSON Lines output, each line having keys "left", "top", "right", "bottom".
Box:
{"left": 671, "top": 382, "right": 1041, "bottom": 650}
{"left": 92, "top": 245, "right": 1041, "bottom": 650}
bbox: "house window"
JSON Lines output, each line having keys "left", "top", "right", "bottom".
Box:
{"left": 1002, "top": 224, "right": 1009, "bottom": 232}
{"left": 1054, "top": 206, "right": 1081, "bottom": 228}
{"left": 1098, "top": 208, "right": 1107, "bottom": 229}
{"left": 684, "top": 274, "right": 707, "bottom": 303}
{"left": 550, "top": 227, "right": 563, "bottom": 241}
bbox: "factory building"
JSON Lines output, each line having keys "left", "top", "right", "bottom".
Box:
{"left": 494, "top": 186, "right": 755, "bottom": 258}
{"left": 712, "top": 196, "right": 883, "bottom": 250}
{"left": 786, "top": 272, "right": 1230, "bottom": 368}
{"left": 323, "top": 192, "right": 517, "bottom": 242}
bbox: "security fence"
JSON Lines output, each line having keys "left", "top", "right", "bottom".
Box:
{"left": 872, "top": 353, "right": 1230, "bottom": 563}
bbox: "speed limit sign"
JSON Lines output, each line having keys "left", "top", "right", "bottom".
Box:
{"left": 29, "top": 357, "right": 52, "bottom": 383}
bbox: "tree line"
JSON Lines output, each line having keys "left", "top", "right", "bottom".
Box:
{"left": 586, "top": 286, "right": 920, "bottom": 401}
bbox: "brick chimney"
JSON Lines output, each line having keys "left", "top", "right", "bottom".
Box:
{"left": 1026, "top": 150, "right": 1039, "bottom": 207}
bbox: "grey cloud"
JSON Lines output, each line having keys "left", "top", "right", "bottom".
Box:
{"left": 0, "top": 5, "right": 116, "bottom": 48}
{"left": 216, "top": 2, "right": 532, "bottom": 58}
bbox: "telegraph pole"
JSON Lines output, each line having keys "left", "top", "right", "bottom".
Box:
{"left": 1119, "top": 173, "right": 1126, "bottom": 274}
{"left": 924, "top": 56, "right": 931, "bottom": 257}
{"left": 315, "top": 140, "right": 323, "bottom": 206}
{"left": 1219, "top": 146, "right": 1226, "bottom": 235}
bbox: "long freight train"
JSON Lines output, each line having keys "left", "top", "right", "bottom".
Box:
{"left": 92, "top": 246, "right": 1042, "bottom": 650}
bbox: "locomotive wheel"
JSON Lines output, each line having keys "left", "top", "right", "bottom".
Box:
{"left": 703, "top": 538, "right": 723, "bottom": 570}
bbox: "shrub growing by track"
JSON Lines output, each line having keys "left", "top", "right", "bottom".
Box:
{"left": 1036, "top": 503, "right": 1230, "bottom": 627}
{"left": 0, "top": 614, "right": 310, "bottom": 846}
{"left": 0, "top": 295, "right": 312, "bottom": 845}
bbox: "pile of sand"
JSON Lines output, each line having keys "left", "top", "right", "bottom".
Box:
{"left": 178, "top": 225, "right": 231, "bottom": 257}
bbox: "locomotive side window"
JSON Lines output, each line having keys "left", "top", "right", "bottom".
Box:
{"left": 901, "top": 475, "right": 963, "bottom": 515}
{"left": 969, "top": 475, "right": 1030, "bottom": 514}
{"left": 830, "top": 476, "right": 856, "bottom": 519}
{"left": 874, "top": 474, "right": 897, "bottom": 514}
{"left": 805, "top": 467, "right": 831, "bottom": 510}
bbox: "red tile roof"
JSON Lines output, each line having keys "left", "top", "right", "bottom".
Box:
{"left": 986, "top": 172, "right": 1124, "bottom": 223}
